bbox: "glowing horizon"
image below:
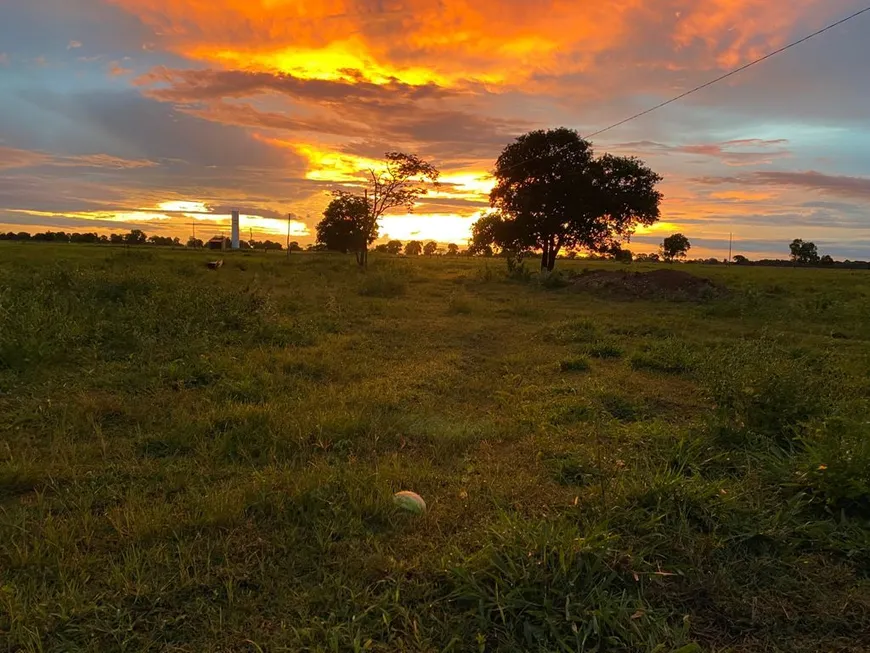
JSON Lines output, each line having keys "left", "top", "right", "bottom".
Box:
{"left": 1, "top": 0, "right": 869, "bottom": 259}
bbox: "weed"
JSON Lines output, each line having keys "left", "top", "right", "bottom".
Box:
{"left": 559, "top": 356, "right": 591, "bottom": 372}
{"left": 584, "top": 339, "right": 624, "bottom": 359}
{"left": 702, "top": 338, "right": 841, "bottom": 446}
{"left": 630, "top": 337, "right": 699, "bottom": 375}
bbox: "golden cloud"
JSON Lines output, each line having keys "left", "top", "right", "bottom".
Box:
{"left": 108, "top": 0, "right": 837, "bottom": 87}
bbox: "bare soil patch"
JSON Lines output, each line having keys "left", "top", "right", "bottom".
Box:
{"left": 570, "top": 268, "right": 724, "bottom": 300}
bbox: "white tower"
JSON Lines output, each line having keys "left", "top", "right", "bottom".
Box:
{"left": 231, "top": 210, "right": 240, "bottom": 250}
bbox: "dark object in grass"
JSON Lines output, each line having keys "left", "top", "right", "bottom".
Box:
{"left": 571, "top": 269, "right": 723, "bottom": 300}
{"left": 207, "top": 260, "right": 224, "bottom": 270}
{"left": 560, "top": 357, "right": 591, "bottom": 373}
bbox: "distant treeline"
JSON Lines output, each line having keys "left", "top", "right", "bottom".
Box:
{"left": 724, "top": 257, "right": 870, "bottom": 269}
{"left": 1, "top": 230, "right": 180, "bottom": 246}
{"left": 3, "top": 229, "right": 867, "bottom": 268}
{"left": 1, "top": 229, "right": 294, "bottom": 251}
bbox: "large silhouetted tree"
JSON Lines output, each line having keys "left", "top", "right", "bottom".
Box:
{"left": 478, "top": 128, "right": 662, "bottom": 272}
{"left": 404, "top": 240, "right": 423, "bottom": 256}
{"left": 423, "top": 241, "right": 439, "bottom": 256}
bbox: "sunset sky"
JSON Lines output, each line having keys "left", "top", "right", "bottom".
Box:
{"left": 1, "top": 0, "right": 869, "bottom": 258}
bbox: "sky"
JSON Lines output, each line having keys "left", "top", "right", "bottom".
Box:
{"left": 1, "top": 0, "right": 869, "bottom": 258}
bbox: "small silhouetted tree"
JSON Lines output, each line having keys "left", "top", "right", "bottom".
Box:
{"left": 612, "top": 247, "right": 633, "bottom": 264}
{"left": 446, "top": 243, "right": 459, "bottom": 256}
{"left": 251, "top": 240, "right": 283, "bottom": 251}
{"left": 288, "top": 241, "right": 303, "bottom": 252}
{"left": 405, "top": 240, "right": 423, "bottom": 256}
{"left": 147, "top": 235, "right": 174, "bottom": 246}
{"left": 423, "top": 241, "right": 438, "bottom": 256}
{"left": 790, "top": 239, "right": 820, "bottom": 265}
{"left": 316, "top": 193, "right": 373, "bottom": 265}
{"left": 186, "top": 237, "right": 203, "bottom": 248}
{"left": 351, "top": 152, "right": 440, "bottom": 267}
{"left": 820, "top": 254, "right": 835, "bottom": 266}
{"left": 733, "top": 254, "right": 749, "bottom": 265}
{"left": 125, "top": 229, "right": 147, "bottom": 245}
{"left": 385, "top": 240, "right": 403, "bottom": 254}
{"left": 661, "top": 233, "right": 691, "bottom": 262}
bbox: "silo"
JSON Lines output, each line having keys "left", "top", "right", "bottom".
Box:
{"left": 231, "top": 210, "right": 240, "bottom": 250}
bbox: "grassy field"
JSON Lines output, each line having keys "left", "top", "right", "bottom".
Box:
{"left": 1, "top": 243, "right": 869, "bottom": 652}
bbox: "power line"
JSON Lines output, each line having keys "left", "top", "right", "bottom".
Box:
{"left": 499, "top": 6, "right": 870, "bottom": 173}
{"left": 585, "top": 5, "right": 870, "bottom": 139}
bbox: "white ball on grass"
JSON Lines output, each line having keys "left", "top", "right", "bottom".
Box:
{"left": 393, "top": 491, "right": 426, "bottom": 515}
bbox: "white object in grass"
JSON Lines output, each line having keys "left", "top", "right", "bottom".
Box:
{"left": 393, "top": 491, "right": 426, "bottom": 515}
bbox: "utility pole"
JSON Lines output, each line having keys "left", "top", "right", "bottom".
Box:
{"left": 191, "top": 219, "right": 196, "bottom": 242}
{"left": 728, "top": 232, "right": 733, "bottom": 265}
{"left": 287, "top": 213, "right": 292, "bottom": 257}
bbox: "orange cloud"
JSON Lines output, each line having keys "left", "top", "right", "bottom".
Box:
{"left": 108, "top": 0, "right": 837, "bottom": 87}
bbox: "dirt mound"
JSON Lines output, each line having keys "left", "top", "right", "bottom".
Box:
{"left": 570, "top": 269, "right": 724, "bottom": 300}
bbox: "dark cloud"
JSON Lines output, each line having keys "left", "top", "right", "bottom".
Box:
{"left": 138, "top": 67, "right": 458, "bottom": 104}
{"left": 611, "top": 139, "right": 791, "bottom": 166}
{"left": 693, "top": 170, "right": 870, "bottom": 202}
{"left": 136, "top": 67, "right": 525, "bottom": 164}
{"left": 0, "top": 211, "right": 162, "bottom": 233}
{"left": 0, "top": 146, "right": 157, "bottom": 171}
{"left": 9, "top": 89, "right": 299, "bottom": 170}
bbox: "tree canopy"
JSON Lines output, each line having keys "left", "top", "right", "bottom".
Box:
{"left": 316, "top": 193, "right": 374, "bottom": 264}
{"left": 423, "top": 241, "right": 439, "bottom": 256}
{"left": 790, "top": 239, "right": 820, "bottom": 265}
{"left": 661, "top": 233, "right": 691, "bottom": 262}
{"left": 404, "top": 240, "right": 423, "bottom": 256}
{"left": 476, "top": 128, "right": 662, "bottom": 271}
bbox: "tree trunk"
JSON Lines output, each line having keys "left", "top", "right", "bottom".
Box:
{"left": 548, "top": 243, "right": 561, "bottom": 272}
{"left": 540, "top": 242, "right": 550, "bottom": 271}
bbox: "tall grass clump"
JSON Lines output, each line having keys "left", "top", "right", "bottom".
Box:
{"left": 630, "top": 337, "right": 699, "bottom": 375}
{"left": 701, "top": 338, "right": 842, "bottom": 448}
{"left": 447, "top": 518, "right": 692, "bottom": 651}
{"left": 794, "top": 417, "right": 870, "bottom": 516}
{"left": 358, "top": 267, "right": 408, "bottom": 298}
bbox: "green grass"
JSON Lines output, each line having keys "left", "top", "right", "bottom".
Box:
{"left": 2, "top": 243, "right": 870, "bottom": 652}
